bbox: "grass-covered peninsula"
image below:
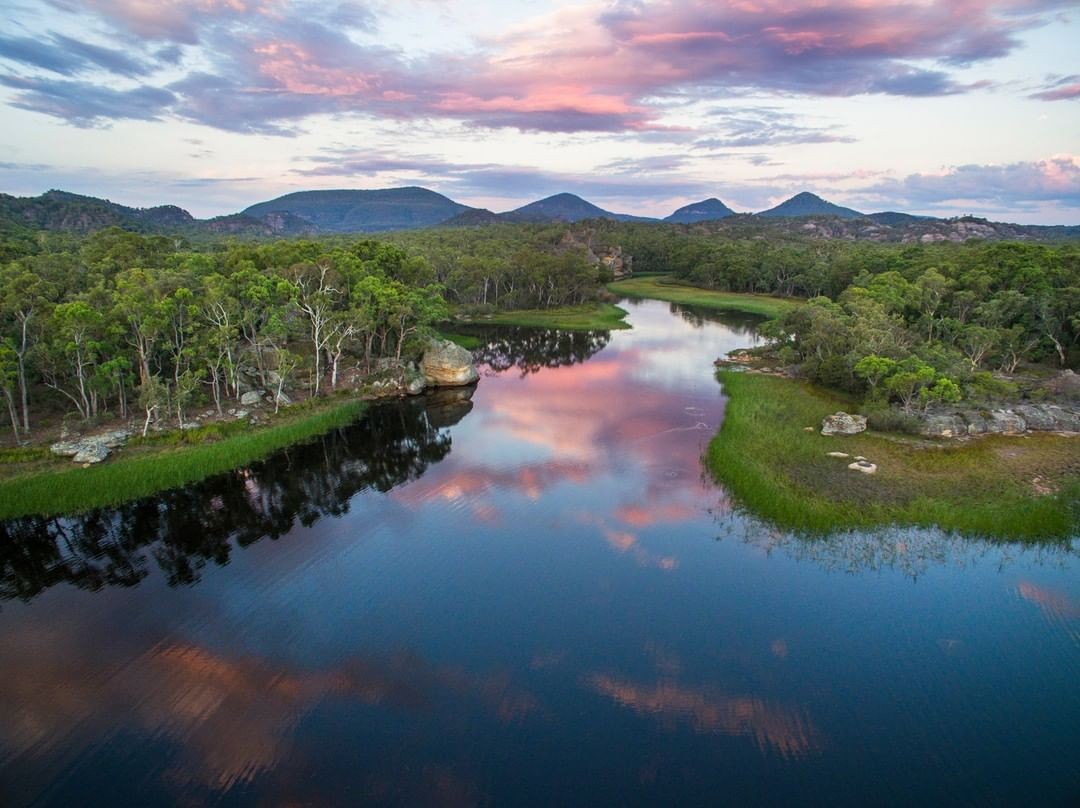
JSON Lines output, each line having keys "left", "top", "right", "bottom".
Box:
{"left": 609, "top": 275, "right": 798, "bottom": 318}
{"left": 463, "top": 302, "right": 631, "bottom": 331}
{"left": 0, "top": 399, "right": 367, "bottom": 520}
{"left": 709, "top": 370, "right": 1079, "bottom": 540}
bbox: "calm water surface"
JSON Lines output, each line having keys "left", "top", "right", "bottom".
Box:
{"left": 2, "top": 299, "right": 1078, "bottom": 806}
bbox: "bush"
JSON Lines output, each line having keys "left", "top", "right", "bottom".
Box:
{"left": 865, "top": 405, "right": 923, "bottom": 435}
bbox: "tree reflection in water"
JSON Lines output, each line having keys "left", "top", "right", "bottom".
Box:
{"left": 465, "top": 326, "right": 612, "bottom": 377}
{"left": 0, "top": 394, "right": 463, "bottom": 603}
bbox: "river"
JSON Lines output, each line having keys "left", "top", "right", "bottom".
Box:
{"left": 1, "top": 298, "right": 1078, "bottom": 805}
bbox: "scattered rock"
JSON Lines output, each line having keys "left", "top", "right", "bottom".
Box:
{"left": 421, "top": 339, "right": 479, "bottom": 387}
{"left": 272, "top": 390, "right": 292, "bottom": 406}
{"left": 826, "top": 451, "right": 850, "bottom": 458}
{"left": 406, "top": 374, "right": 426, "bottom": 396}
{"left": 848, "top": 460, "right": 877, "bottom": 474}
{"left": 234, "top": 409, "right": 249, "bottom": 419}
{"left": 240, "top": 390, "right": 265, "bottom": 406}
{"left": 51, "top": 429, "right": 132, "bottom": 465}
{"left": 803, "top": 426, "right": 815, "bottom": 432}
{"left": 821, "top": 412, "right": 867, "bottom": 436}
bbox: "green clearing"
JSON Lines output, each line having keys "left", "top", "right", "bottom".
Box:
{"left": 0, "top": 399, "right": 368, "bottom": 520}
{"left": 708, "top": 370, "right": 1079, "bottom": 540}
{"left": 609, "top": 275, "right": 798, "bottom": 318}
{"left": 470, "top": 302, "right": 630, "bottom": 331}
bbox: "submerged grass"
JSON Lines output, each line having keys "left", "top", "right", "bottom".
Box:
{"left": 0, "top": 399, "right": 367, "bottom": 520}
{"left": 708, "top": 370, "right": 1079, "bottom": 540}
{"left": 609, "top": 275, "right": 798, "bottom": 318}
{"left": 479, "top": 302, "right": 631, "bottom": 331}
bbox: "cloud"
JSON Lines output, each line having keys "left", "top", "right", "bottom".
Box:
{"left": 0, "top": 31, "right": 148, "bottom": 76}
{"left": 0, "top": 75, "right": 175, "bottom": 125}
{"left": 1029, "top": 74, "right": 1080, "bottom": 101}
{"left": 694, "top": 107, "right": 854, "bottom": 148}
{"left": 7, "top": 0, "right": 1072, "bottom": 134}
{"left": 856, "top": 155, "right": 1080, "bottom": 209}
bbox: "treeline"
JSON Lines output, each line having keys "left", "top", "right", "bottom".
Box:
{"left": 0, "top": 227, "right": 607, "bottom": 441}
{"left": 735, "top": 241, "right": 1080, "bottom": 412}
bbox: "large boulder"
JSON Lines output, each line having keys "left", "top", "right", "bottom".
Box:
{"left": 821, "top": 412, "right": 867, "bottom": 436}
{"left": 421, "top": 339, "right": 479, "bottom": 387}
{"left": 240, "top": 390, "right": 265, "bottom": 406}
{"left": 921, "top": 413, "right": 966, "bottom": 438}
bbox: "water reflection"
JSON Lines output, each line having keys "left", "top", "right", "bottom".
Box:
{"left": 463, "top": 325, "right": 611, "bottom": 377}
{"left": 0, "top": 397, "right": 456, "bottom": 602}
{"left": 1, "top": 299, "right": 1078, "bottom": 806}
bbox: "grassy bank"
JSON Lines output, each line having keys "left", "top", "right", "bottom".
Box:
{"left": 609, "top": 276, "right": 798, "bottom": 318}
{"left": 0, "top": 399, "right": 368, "bottom": 520}
{"left": 708, "top": 370, "right": 1079, "bottom": 540}
{"left": 473, "top": 302, "right": 630, "bottom": 331}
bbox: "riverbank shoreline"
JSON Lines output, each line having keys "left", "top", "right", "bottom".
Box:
{"left": 708, "top": 370, "right": 1079, "bottom": 540}
{"left": 0, "top": 396, "right": 373, "bottom": 520}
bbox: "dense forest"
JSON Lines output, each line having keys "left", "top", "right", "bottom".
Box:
{"left": 1, "top": 217, "right": 1077, "bottom": 445}
{"left": 0, "top": 226, "right": 604, "bottom": 442}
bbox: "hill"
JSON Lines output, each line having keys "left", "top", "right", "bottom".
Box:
{"left": 665, "top": 198, "right": 736, "bottom": 223}
{"left": 507, "top": 193, "right": 654, "bottom": 223}
{"left": 241, "top": 187, "right": 471, "bottom": 232}
{"left": 0, "top": 190, "right": 195, "bottom": 233}
{"left": 758, "top": 192, "right": 864, "bottom": 219}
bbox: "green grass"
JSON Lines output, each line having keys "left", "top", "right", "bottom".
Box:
{"left": 478, "top": 302, "right": 631, "bottom": 331}
{"left": 609, "top": 275, "right": 798, "bottom": 318}
{"left": 708, "top": 370, "right": 1079, "bottom": 540}
{"left": 435, "top": 330, "right": 484, "bottom": 350}
{"left": 0, "top": 399, "right": 367, "bottom": 520}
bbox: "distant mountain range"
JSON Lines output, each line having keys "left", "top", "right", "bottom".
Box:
{"left": 2, "top": 187, "right": 1077, "bottom": 243}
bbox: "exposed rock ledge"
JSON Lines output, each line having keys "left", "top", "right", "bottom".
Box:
{"left": 920, "top": 404, "right": 1080, "bottom": 438}
{"left": 51, "top": 429, "right": 132, "bottom": 464}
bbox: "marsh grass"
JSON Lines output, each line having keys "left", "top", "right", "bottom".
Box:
{"left": 479, "top": 303, "right": 630, "bottom": 330}
{"left": 610, "top": 275, "right": 798, "bottom": 318}
{"left": 0, "top": 399, "right": 367, "bottom": 520}
{"left": 709, "top": 371, "right": 1079, "bottom": 540}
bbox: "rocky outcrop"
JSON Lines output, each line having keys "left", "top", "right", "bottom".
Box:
{"left": 50, "top": 429, "right": 132, "bottom": 464}
{"left": 920, "top": 404, "right": 1080, "bottom": 438}
{"left": 821, "top": 412, "right": 867, "bottom": 436}
{"left": 421, "top": 339, "right": 479, "bottom": 387}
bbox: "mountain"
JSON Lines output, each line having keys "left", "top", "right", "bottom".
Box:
{"left": 0, "top": 189, "right": 196, "bottom": 233}
{"left": 440, "top": 208, "right": 504, "bottom": 227}
{"left": 665, "top": 198, "right": 736, "bottom": 224}
{"left": 507, "top": 193, "right": 654, "bottom": 223}
{"left": 867, "top": 211, "right": 936, "bottom": 226}
{"left": 758, "top": 192, "right": 864, "bottom": 219}
{"left": 241, "top": 187, "right": 472, "bottom": 232}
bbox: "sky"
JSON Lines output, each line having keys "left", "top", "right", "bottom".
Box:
{"left": 0, "top": 0, "right": 1078, "bottom": 223}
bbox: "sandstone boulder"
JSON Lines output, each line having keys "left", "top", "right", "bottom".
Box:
{"left": 421, "top": 339, "right": 479, "bottom": 387}
{"left": 821, "top": 412, "right": 867, "bottom": 436}
{"left": 240, "top": 390, "right": 265, "bottom": 406}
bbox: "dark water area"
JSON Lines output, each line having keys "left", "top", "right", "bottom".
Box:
{"left": 1, "top": 299, "right": 1078, "bottom": 806}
